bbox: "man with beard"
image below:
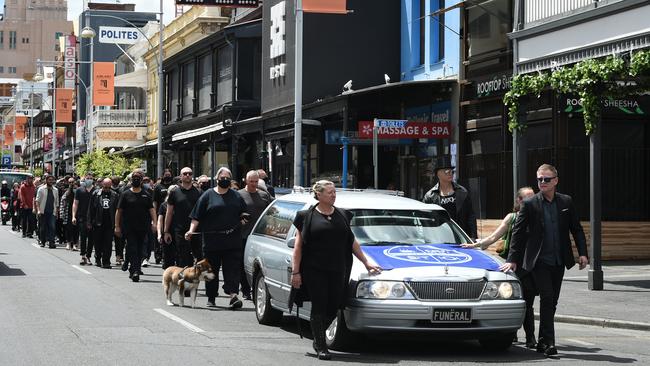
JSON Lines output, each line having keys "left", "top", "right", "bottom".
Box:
{"left": 35, "top": 175, "right": 59, "bottom": 248}
{"left": 88, "top": 178, "right": 119, "bottom": 269}
{"left": 115, "top": 169, "right": 157, "bottom": 282}
{"left": 164, "top": 167, "right": 202, "bottom": 266}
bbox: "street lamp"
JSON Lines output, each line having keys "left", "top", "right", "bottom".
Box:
{"left": 80, "top": 18, "right": 96, "bottom": 153}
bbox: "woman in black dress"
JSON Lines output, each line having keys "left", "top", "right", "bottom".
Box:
{"left": 291, "top": 180, "right": 381, "bottom": 360}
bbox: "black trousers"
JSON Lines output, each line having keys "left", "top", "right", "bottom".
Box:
{"left": 93, "top": 224, "right": 114, "bottom": 266}
{"left": 78, "top": 220, "right": 93, "bottom": 258}
{"left": 66, "top": 222, "right": 78, "bottom": 245}
{"left": 204, "top": 248, "right": 241, "bottom": 300}
{"left": 531, "top": 262, "right": 565, "bottom": 345}
{"left": 161, "top": 235, "right": 177, "bottom": 269}
{"left": 303, "top": 267, "right": 346, "bottom": 323}
{"left": 21, "top": 208, "right": 35, "bottom": 236}
{"left": 125, "top": 230, "right": 148, "bottom": 275}
{"left": 517, "top": 270, "right": 538, "bottom": 340}
{"left": 114, "top": 231, "right": 125, "bottom": 260}
{"left": 174, "top": 231, "right": 194, "bottom": 267}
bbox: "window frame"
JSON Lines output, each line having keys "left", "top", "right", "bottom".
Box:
{"left": 252, "top": 200, "right": 306, "bottom": 241}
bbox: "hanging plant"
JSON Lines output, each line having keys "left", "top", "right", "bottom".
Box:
{"left": 504, "top": 51, "right": 650, "bottom": 135}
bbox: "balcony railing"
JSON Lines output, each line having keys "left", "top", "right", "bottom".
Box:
{"left": 524, "top": 0, "right": 597, "bottom": 24}
{"left": 93, "top": 109, "right": 147, "bottom": 127}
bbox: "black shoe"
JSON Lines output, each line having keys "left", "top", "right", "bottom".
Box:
{"left": 525, "top": 336, "right": 537, "bottom": 349}
{"left": 121, "top": 261, "right": 129, "bottom": 271}
{"left": 317, "top": 350, "right": 332, "bottom": 361}
{"left": 131, "top": 274, "right": 139, "bottom": 282}
{"left": 95, "top": 261, "right": 102, "bottom": 267}
{"left": 138, "top": 270, "right": 144, "bottom": 275}
{"left": 22, "top": 234, "right": 27, "bottom": 238}
{"left": 49, "top": 245, "right": 56, "bottom": 249}
{"left": 243, "top": 293, "right": 252, "bottom": 301}
{"left": 39, "top": 242, "right": 45, "bottom": 247}
{"left": 536, "top": 340, "right": 549, "bottom": 353}
{"left": 206, "top": 300, "right": 216, "bottom": 308}
{"left": 102, "top": 264, "right": 112, "bottom": 269}
{"left": 544, "top": 346, "right": 558, "bottom": 356}
{"left": 27, "top": 234, "right": 33, "bottom": 238}
{"left": 229, "top": 295, "right": 243, "bottom": 309}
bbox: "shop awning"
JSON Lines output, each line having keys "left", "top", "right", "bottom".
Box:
{"left": 171, "top": 122, "right": 225, "bottom": 142}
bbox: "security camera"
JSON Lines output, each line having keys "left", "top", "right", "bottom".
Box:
{"left": 342, "top": 80, "right": 353, "bottom": 92}
{"left": 384, "top": 74, "right": 391, "bottom": 84}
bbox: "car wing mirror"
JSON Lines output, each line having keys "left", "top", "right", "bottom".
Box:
{"left": 287, "top": 237, "right": 296, "bottom": 248}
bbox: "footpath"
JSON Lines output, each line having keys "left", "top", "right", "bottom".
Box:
{"left": 550, "top": 261, "right": 650, "bottom": 331}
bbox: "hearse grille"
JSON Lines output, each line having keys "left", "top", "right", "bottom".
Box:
{"left": 405, "top": 281, "right": 486, "bottom": 301}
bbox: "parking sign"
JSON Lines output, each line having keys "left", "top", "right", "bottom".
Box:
{"left": 2, "top": 155, "right": 11, "bottom": 166}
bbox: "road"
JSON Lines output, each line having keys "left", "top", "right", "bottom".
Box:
{"left": 1, "top": 226, "right": 648, "bottom": 365}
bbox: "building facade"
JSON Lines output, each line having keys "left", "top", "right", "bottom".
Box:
{"left": 0, "top": 0, "right": 71, "bottom": 79}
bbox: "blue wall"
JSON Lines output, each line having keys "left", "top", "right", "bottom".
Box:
{"left": 401, "top": 0, "right": 460, "bottom": 81}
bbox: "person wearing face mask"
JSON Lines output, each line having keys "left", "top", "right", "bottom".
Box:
{"left": 164, "top": 167, "right": 202, "bottom": 267}
{"left": 153, "top": 169, "right": 173, "bottom": 214}
{"left": 114, "top": 169, "right": 157, "bottom": 282}
{"left": 35, "top": 174, "right": 59, "bottom": 248}
{"left": 88, "top": 178, "right": 119, "bottom": 268}
{"left": 197, "top": 175, "right": 211, "bottom": 192}
{"left": 187, "top": 167, "right": 248, "bottom": 309}
{"left": 111, "top": 176, "right": 125, "bottom": 265}
{"left": 73, "top": 174, "right": 96, "bottom": 264}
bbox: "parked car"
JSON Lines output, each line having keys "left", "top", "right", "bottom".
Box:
{"left": 244, "top": 189, "right": 525, "bottom": 351}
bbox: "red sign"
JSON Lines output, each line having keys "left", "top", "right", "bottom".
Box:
{"left": 303, "top": 0, "right": 347, "bottom": 14}
{"left": 358, "top": 121, "right": 450, "bottom": 139}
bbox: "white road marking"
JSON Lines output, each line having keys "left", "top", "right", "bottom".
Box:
{"left": 564, "top": 338, "right": 595, "bottom": 346}
{"left": 154, "top": 308, "right": 205, "bottom": 333}
{"left": 71, "top": 265, "right": 92, "bottom": 274}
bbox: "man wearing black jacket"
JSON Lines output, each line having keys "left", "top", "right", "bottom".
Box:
{"left": 88, "top": 178, "right": 119, "bottom": 269}
{"left": 500, "top": 163, "right": 588, "bottom": 357}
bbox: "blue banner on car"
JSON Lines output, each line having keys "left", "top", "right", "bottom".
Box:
{"left": 361, "top": 244, "right": 501, "bottom": 271}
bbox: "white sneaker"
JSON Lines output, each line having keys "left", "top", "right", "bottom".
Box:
{"left": 142, "top": 259, "right": 149, "bottom": 267}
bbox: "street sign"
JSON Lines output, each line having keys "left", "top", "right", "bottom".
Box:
{"left": 2, "top": 155, "right": 12, "bottom": 166}
{"left": 98, "top": 27, "right": 141, "bottom": 45}
{"left": 359, "top": 120, "right": 450, "bottom": 139}
{"left": 174, "top": 0, "right": 259, "bottom": 7}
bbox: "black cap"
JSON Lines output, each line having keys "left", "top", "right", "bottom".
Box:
{"left": 433, "top": 155, "right": 455, "bottom": 173}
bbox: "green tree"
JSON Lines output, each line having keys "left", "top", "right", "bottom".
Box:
{"left": 75, "top": 150, "right": 141, "bottom": 179}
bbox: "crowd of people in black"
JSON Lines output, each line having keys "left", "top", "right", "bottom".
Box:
{"left": 5, "top": 167, "right": 275, "bottom": 309}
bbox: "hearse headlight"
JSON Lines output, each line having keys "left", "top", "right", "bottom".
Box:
{"left": 356, "top": 281, "right": 414, "bottom": 300}
{"left": 481, "top": 281, "right": 522, "bottom": 300}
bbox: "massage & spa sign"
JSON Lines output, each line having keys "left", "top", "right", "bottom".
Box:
{"left": 358, "top": 119, "right": 450, "bottom": 139}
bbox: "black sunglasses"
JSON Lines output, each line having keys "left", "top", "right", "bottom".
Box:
{"left": 537, "top": 176, "right": 556, "bottom": 183}
{"left": 181, "top": 172, "right": 193, "bottom": 176}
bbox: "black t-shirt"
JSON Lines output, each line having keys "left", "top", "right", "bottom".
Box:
{"left": 118, "top": 189, "right": 153, "bottom": 232}
{"left": 158, "top": 201, "right": 167, "bottom": 217}
{"left": 167, "top": 185, "right": 201, "bottom": 233}
{"left": 439, "top": 193, "right": 457, "bottom": 222}
{"left": 190, "top": 189, "right": 247, "bottom": 251}
{"left": 238, "top": 188, "right": 272, "bottom": 238}
{"left": 101, "top": 191, "right": 112, "bottom": 223}
{"left": 153, "top": 183, "right": 170, "bottom": 208}
{"left": 74, "top": 187, "right": 92, "bottom": 221}
{"left": 293, "top": 209, "right": 352, "bottom": 272}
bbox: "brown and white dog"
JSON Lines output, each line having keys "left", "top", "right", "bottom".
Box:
{"left": 162, "top": 259, "right": 216, "bottom": 308}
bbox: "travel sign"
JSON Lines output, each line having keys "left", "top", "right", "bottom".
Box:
{"left": 358, "top": 120, "right": 450, "bottom": 139}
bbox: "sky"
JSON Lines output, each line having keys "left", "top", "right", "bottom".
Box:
{"left": 0, "top": 0, "right": 177, "bottom": 24}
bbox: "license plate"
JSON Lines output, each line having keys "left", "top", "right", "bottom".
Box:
{"left": 432, "top": 308, "right": 472, "bottom": 323}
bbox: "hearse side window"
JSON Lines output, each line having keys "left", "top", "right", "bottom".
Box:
{"left": 253, "top": 201, "right": 304, "bottom": 240}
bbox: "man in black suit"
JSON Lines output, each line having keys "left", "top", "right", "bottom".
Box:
{"left": 500, "top": 164, "right": 588, "bottom": 356}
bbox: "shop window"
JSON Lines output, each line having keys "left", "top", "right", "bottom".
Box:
{"left": 216, "top": 46, "right": 233, "bottom": 106}
{"left": 198, "top": 53, "right": 212, "bottom": 111}
{"left": 182, "top": 61, "right": 195, "bottom": 117}
{"left": 168, "top": 69, "right": 179, "bottom": 121}
{"left": 466, "top": 0, "right": 511, "bottom": 58}
{"left": 0, "top": 31, "right": 4, "bottom": 49}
